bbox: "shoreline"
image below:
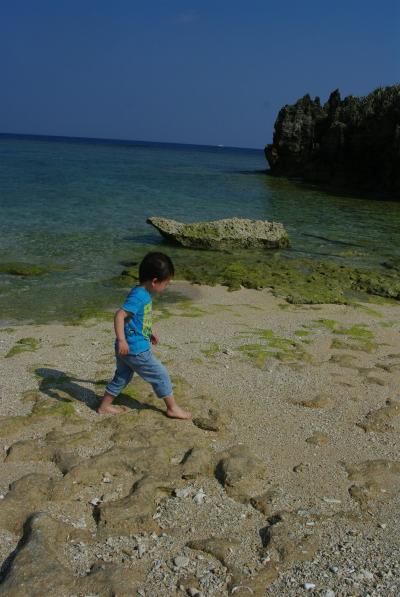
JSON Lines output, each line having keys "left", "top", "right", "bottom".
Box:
{"left": 1, "top": 282, "right": 400, "bottom": 594}
{"left": 2, "top": 247, "right": 400, "bottom": 327}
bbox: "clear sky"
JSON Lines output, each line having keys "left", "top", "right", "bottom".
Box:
{"left": 0, "top": 0, "right": 398, "bottom": 148}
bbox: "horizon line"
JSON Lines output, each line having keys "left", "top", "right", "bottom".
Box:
{"left": 0, "top": 131, "right": 263, "bottom": 152}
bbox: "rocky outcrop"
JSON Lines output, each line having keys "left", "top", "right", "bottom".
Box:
{"left": 146, "top": 217, "right": 290, "bottom": 249}
{"left": 0, "top": 374, "right": 319, "bottom": 596}
{"left": 265, "top": 84, "right": 400, "bottom": 196}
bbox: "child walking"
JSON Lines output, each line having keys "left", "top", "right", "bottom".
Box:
{"left": 98, "top": 252, "right": 192, "bottom": 420}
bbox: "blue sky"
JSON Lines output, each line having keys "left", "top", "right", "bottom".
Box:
{"left": 0, "top": 0, "right": 398, "bottom": 148}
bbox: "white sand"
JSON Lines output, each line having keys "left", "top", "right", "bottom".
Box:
{"left": 1, "top": 282, "right": 399, "bottom": 595}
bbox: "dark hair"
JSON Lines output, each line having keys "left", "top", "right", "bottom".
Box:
{"left": 139, "top": 252, "right": 175, "bottom": 282}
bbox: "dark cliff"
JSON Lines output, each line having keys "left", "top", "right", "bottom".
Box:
{"left": 265, "top": 85, "right": 400, "bottom": 196}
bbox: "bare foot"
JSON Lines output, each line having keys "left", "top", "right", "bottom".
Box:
{"left": 166, "top": 406, "right": 192, "bottom": 420}
{"left": 97, "top": 405, "right": 127, "bottom": 415}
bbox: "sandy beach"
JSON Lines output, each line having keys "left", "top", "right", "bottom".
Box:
{"left": 0, "top": 281, "right": 399, "bottom": 596}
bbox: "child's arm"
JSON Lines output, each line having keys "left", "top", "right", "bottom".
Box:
{"left": 150, "top": 330, "right": 159, "bottom": 345}
{"left": 114, "top": 309, "right": 129, "bottom": 355}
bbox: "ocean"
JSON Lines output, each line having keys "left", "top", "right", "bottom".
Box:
{"left": 1, "top": 134, "right": 400, "bottom": 324}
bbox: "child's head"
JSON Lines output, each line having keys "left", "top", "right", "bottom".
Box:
{"left": 139, "top": 252, "right": 174, "bottom": 292}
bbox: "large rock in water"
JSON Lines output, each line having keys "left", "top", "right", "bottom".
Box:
{"left": 265, "top": 85, "right": 400, "bottom": 196}
{"left": 146, "top": 216, "right": 290, "bottom": 249}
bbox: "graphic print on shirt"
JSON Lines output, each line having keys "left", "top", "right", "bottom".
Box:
{"left": 142, "top": 302, "right": 152, "bottom": 339}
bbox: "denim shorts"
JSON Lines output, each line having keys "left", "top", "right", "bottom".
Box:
{"left": 105, "top": 349, "right": 173, "bottom": 399}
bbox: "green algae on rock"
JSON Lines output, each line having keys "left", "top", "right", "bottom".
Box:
{"left": 311, "top": 319, "right": 338, "bottom": 331}
{"left": 311, "top": 320, "right": 375, "bottom": 338}
{"left": 294, "top": 329, "right": 311, "bottom": 337}
{"left": 0, "top": 262, "right": 48, "bottom": 276}
{"left": 67, "top": 308, "right": 114, "bottom": 327}
{"left": 155, "top": 299, "right": 206, "bottom": 321}
{"left": 147, "top": 217, "right": 290, "bottom": 250}
{"left": 201, "top": 343, "right": 221, "bottom": 357}
{"left": 0, "top": 398, "right": 79, "bottom": 440}
{"left": 31, "top": 397, "right": 77, "bottom": 418}
{"left": 308, "top": 319, "right": 377, "bottom": 352}
{"left": 6, "top": 337, "right": 40, "bottom": 358}
{"left": 237, "top": 328, "right": 312, "bottom": 368}
{"left": 113, "top": 246, "right": 400, "bottom": 305}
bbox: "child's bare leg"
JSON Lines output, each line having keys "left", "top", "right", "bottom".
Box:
{"left": 97, "top": 392, "right": 126, "bottom": 415}
{"left": 163, "top": 395, "right": 191, "bottom": 420}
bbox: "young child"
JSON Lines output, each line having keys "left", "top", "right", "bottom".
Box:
{"left": 98, "top": 252, "right": 192, "bottom": 420}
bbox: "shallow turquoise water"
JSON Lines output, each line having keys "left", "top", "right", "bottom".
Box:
{"left": 1, "top": 134, "right": 400, "bottom": 323}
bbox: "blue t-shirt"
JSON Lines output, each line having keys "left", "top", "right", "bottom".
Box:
{"left": 121, "top": 286, "right": 152, "bottom": 355}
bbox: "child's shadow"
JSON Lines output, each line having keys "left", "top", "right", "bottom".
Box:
{"left": 35, "top": 368, "right": 163, "bottom": 415}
